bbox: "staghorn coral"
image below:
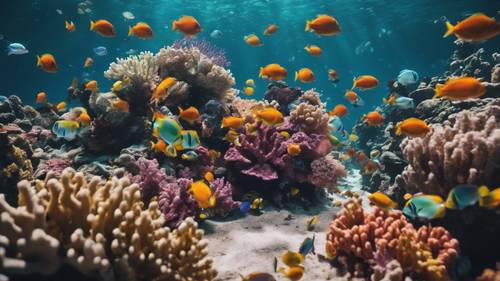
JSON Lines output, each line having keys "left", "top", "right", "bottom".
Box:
{"left": 400, "top": 104, "right": 500, "bottom": 196}
{"left": 104, "top": 51, "right": 159, "bottom": 87}
{"left": 0, "top": 168, "right": 216, "bottom": 281}
{"left": 309, "top": 154, "right": 346, "bottom": 190}
{"left": 158, "top": 178, "right": 200, "bottom": 228}
{"left": 289, "top": 102, "right": 330, "bottom": 135}
{"left": 326, "top": 199, "right": 459, "bottom": 281}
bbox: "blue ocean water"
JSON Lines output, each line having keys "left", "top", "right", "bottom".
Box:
{"left": 0, "top": 0, "right": 498, "bottom": 128}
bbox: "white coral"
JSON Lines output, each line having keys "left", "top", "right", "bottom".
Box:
{"left": 104, "top": 51, "right": 159, "bottom": 86}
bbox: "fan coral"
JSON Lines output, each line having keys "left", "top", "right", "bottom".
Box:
{"left": 309, "top": 155, "right": 347, "bottom": 190}
{"left": 400, "top": 104, "right": 500, "bottom": 196}
{"left": 104, "top": 51, "right": 159, "bottom": 87}
{"left": 172, "top": 38, "right": 230, "bottom": 68}
{"left": 289, "top": 102, "right": 330, "bottom": 135}
{"left": 0, "top": 168, "right": 216, "bottom": 281}
{"left": 326, "top": 199, "right": 459, "bottom": 281}
{"left": 158, "top": 178, "right": 200, "bottom": 228}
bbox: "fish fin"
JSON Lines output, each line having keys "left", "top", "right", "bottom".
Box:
{"left": 178, "top": 106, "right": 183, "bottom": 115}
{"left": 294, "top": 71, "right": 298, "bottom": 81}
{"left": 128, "top": 26, "right": 133, "bottom": 36}
{"left": 351, "top": 77, "right": 356, "bottom": 90}
{"left": 89, "top": 20, "right": 95, "bottom": 31}
{"left": 305, "top": 20, "right": 310, "bottom": 32}
{"left": 435, "top": 205, "right": 446, "bottom": 218}
{"left": 259, "top": 67, "right": 264, "bottom": 78}
{"left": 171, "top": 20, "right": 177, "bottom": 31}
{"left": 208, "top": 196, "right": 217, "bottom": 208}
{"left": 395, "top": 122, "right": 402, "bottom": 136}
{"left": 433, "top": 84, "right": 444, "bottom": 98}
{"left": 65, "top": 21, "right": 69, "bottom": 28}
{"left": 445, "top": 192, "right": 457, "bottom": 209}
{"left": 443, "top": 21, "right": 455, "bottom": 38}
{"left": 165, "top": 145, "right": 177, "bottom": 158}
{"left": 36, "top": 55, "right": 41, "bottom": 67}
{"left": 478, "top": 185, "right": 490, "bottom": 197}
{"left": 150, "top": 141, "right": 155, "bottom": 150}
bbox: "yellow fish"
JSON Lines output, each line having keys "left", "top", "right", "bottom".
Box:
{"left": 204, "top": 171, "right": 215, "bottom": 182}
{"left": 153, "top": 77, "right": 177, "bottom": 99}
{"left": 245, "top": 79, "right": 255, "bottom": 86}
{"left": 251, "top": 197, "right": 263, "bottom": 210}
{"left": 221, "top": 116, "right": 246, "bottom": 129}
{"left": 189, "top": 180, "right": 216, "bottom": 209}
{"left": 244, "top": 87, "right": 255, "bottom": 95}
{"left": 348, "top": 133, "right": 359, "bottom": 142}
{"left": 306, "top": 215, "right": 318, "bottom": 231}
{"left": 56, "top": 101, "right": 67, "bottom": 112}
{"left": 281, "top": 251, "right": 304, "bottom": 267}
{"left": 368, "top": 191, "right": 397, "bottom": 209}
{"left": 254, "top": 107, "right": 284, "bottom": 126}
{"left": 278, "top": 266, "right": 304, "bottom": 281}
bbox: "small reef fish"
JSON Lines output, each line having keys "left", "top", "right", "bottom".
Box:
{"left": 403, "top": 195, "right": 446, "bottom": 220}
{"left": 93, "top": 46, "right": 108, "bottom": 56}
{"left": 384, "top": 95, "right": 415, "bottom": 109}
{"left": 290, "top": 187, "right": 300, "bottom": 196}
{"left": 259, "top": 64, "right": 287, "bottom": 81}
{"left": 395, "top": 118, "right": 430, "bottom": 137}
{"left": 188, "top": 180, "right": 216, "bottom": 209}
{"left": 90, "top": 19, "right": 116, "bottom": 37}
{"left": 251, "top": 197, "right": 263, "bottom": 210}
{"left": 221, "top": 116, "right": 245, "bottom": 129}
{"left": 445, "top": 185, "right": 490, "bottom": 210}
{"left": 287, "top": 143, "right": 301, "bottom": 156}
{"left": 329, "top": 104, "right": 348, "bottom": 117}
{"left": 153, "top": 77, "right": 177, "bottom": 99}
{"left": 344, "top": 90, "right": 364, "bottom": 106}
{"left": 153, "top": 114, "right": 182, "bottom": 145}
{"left": 348, "top": 133, "right": 359, "bottom": 142}
{"left": 7, "top": 43, "right": 29, "bottom": 55}
{"left": 444, "top": 13, "right": 500, "bottom": 42}
{"left": 52, "top": 120, "right": 80, "bottom": 140}
{"left": 178, "top": 130, "right": 200, "bottom": 150}
{"left": 84, "top": 57, "right": 93, "bottom": 68}
{"left": 306, "top": 215, "right": 318, "bottom": 231}
{"left": 397, "top": 69, "right": 419, "bottom": 86}
{"left": 56, "top": 101, "right": 67, "bottom": 112}
{"left": 278, "top": 266, "right": 304, "bottom": 281}
{"left": 480, "top": 187, "right": 500, "bottom": 209}
{"left": 363, "top": 111, "right": 384, "bottom": 126}
{"left": 363, "top": 159, "right": 379, "bottom": 174}
{"left": 304, "top": 45, "right": 322, "bottom": 56}
{"left": 356, "top": 151, "right": 367, "bottom": 163}
{"left": 111, "top": 79, "right": 129, "bottom": 93}
{"left": 85, "top": 80, "right": 99, "bottom": 92}
{"left": 113, "top": 99, "right": 129, "bottom": 112}
{"left": 264, "top": 24, "right": 279, "bottom": 35}
{"left": 298, "top": 234, "right": 315, "bottom": 256}
{"left": 224, "top": 129, "right": 241, "bottom": 146}
{"left": 244, "top": 87, "right": 254, "bottom": 95}
{"left": 239, "top": 201, "right": 251, "bottom": 214}
{"left": 254, "top": 107, "right": 284, "bottom": 126}
{"left": 172, "top": 15, "right": 202, "bottom": 37}
{"left": 210, "top": 29, "right": 223, "bottom": 38}
{"left": 245, "top": 79, "right": 255, "bottom": 86}
{"left": 151, "top": 139, "right": 168, "bottom": 153}
{"left": 329, "top": 116, "right": 344, "bottom": 133}
{"left": 368, "top": 191, "right": 397, "bottom": 209}
{"left": 280, "top": 131, "right": 290, "bottom": 139}
{"left": 36, "top": 92, "right": 47, "bottom": 104}
{"left": 434, "top": 77, "right": 486, "bottom": 100}
{"left": 305, "top": 14, "right": 341, "bottom": 36}
{"left": 178, "top": 106, "right": 200, "bottom": 124}
{"left": 281, "top": 251, "right": 304, "bottom": 267}
{"left": 239, "top": 272, "right": 276, "bottom": 281}
{"left": 352, "top": 75, "right": 379, "bottom": 90}
{"left": 181, "top": 150, "right": 199, "bottom": 161}
{"left": 204, "top": 171, "right": 214, "bottom": 182}
{"left": 37, "top": 54, "right": 58, "bottom": 73}
{"left": 128, "top": 22, "right": 153, "bottom": 39}
{"left": 328, "top": 69, "right": 339, "bottom": 83}
{"left": 65, "top": 20, "right": 76, "bottom": 32}
{"left": 78, "top": 112, "right": 92, "bottom": 125}
{"left": 294, "top": 68, "right": 315, "bottom": 83}
{"left": 122, "top": 11, "right": 135, "bottom": 20}
{"left": 370, "top": 149, "right": 380, "bottom": 158}
{"left": 244, "top": 34, "right": 263, "bottom": 46}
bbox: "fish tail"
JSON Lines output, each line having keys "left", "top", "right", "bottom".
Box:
{"left": 150, "top": 141, "right": 155, "bottom": 150}
{"left": 351, "top": 77, "right": 356, "bottom": 90}
{"left": 36, "top": 55, "right": 41, "bottom": 67}
{"left": 65, "top": 21, "right": 69, "bottom": 28}
{"left": 305, "top": 20, "right": 311, "bottom": 32}
{"left": 443, "top": 21, "right": 455, "bottom": 38}
{"left": 294, "top": 71, "right": 298, "bottom": 81}
{"left": 177, "top": 106, "right": 183, "bottom": 115}
{"left": 478, "top": 185, "right": 490, "bottom": 207}
{"left": 90, "top": 20, "right": 95, "bottom": 30}
{"left": 435, "top": 205, "right": 446, "bottom": 218}
{"left": 259, "top": 67, "right": 264, "bottom": 78}
{"left": 433, "top": 84, "right": 444, "bottom": 98}
{"left": 395, "top": 122, "right": 402, "bottom": 136}
{"left": 171, "top": 20, "right": 177, "bottom": 31}
{"left": 128, "top": 26, "right": 133, "bottom": 36}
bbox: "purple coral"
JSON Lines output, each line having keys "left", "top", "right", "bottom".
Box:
{"left": 308, "top": 155, "right": 346, "bottom": 189}
{"left": 131, "top": 157, "right": 174, "bottom": 203}
{"left": 35, "top": 158, "right": 71, "bottom": 178}
{"left": 264, "top": 82, "right": 302, "bottom": 114}
{"left": 158, "top": 178, "right": 200, "bottom": 228}
{"left": 211, "top": 177, "right": 240, "bottom": 216}
{"left": 172, "top": 38, "right": 230, "bottom": 68}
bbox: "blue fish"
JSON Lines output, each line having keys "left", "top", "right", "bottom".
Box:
{"left": 153, "top": 116, "right": 182, "bottom": 145}
{"left": 445, "top": 185, "right": 489, "bottom": 210}
{"left": 210, "top": 30, "right": 223, "bottom": 38}
{"left": 7, "top": 43, "right": 29, "bottom": 56}
{"left": 330, "top": 116, "right": 344, "bottom": 133}
{"left": 181, "top": 150, "right": 199, "bottom": 161}
{"left": 299, "top": 234, "right": 315, "bottom": 257}
{"left": 395, "top": 97, "right": 414, "bottom": 109}
{"left": 397, "top": 69, "right": 419, "bottom": 86}
{"left": 177, "top": 130, "right": 200, "bottom": 150}
{"left": 52, "top": 120, "right": 80, "bottom": 141}
{"left": 239, "top": 202, "right": 251, "bottom": 214}
{"left": 403, "top": 195, "right": 446, "bottom": 220}
{"left": 93, "top": 46, "right": 108, "bottom": 56}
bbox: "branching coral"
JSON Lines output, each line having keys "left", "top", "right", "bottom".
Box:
{"left": 210, "top": 177, "right": 240, "bottom": 217}
{"left": 289, "top": 102, "right": 330, "bottom": 135}
{"left": 400, "top": 104, "right": 500, "bottom": 196}
{"left": 326, "top": 199, "right": 459, "bottom": 281}
{"left": 158, "top": 178, "right": 200, "bottom": 228}
{"left": 131, "top": 157, "right": 175, "bottom": 203}
{"left": 0, "top": 168, "right": 217, "bottom": 281}
{"left": 104, "top": 51, "right": 159, "bottom": 87}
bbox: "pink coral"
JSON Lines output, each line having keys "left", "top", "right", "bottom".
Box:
{"left": 35, "top": 158, "right": 71, "bottom": 178}
{"left": 130, "top": 157, "right": 174, "bottom": 202}
{"left": 309, "top": 155, "right": 346, "bottom": 189}
{"left": 158, "top": 178, "right": 200, "bottom": 228}
{"left": 211, "top": 177, "right": 240, "bottom": 216}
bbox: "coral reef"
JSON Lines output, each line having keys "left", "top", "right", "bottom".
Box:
{"left": 104, "top": 51, "right": 159, "bottom": 87}
{"left": 309, "top": 154, "right": 347, "bottom": 190}
{"left": 289, "top": 89, "right": 330, "bottom": 135}
{"left": 158, "top": 177, "right": 200, "bottom": 228}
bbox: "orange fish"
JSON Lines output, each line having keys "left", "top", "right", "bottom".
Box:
{"left": 434, "top": 77, "right": 486, "bottom": 100}
{"left": 305, "top": 14, "right": 341, "bottom": 36}
{"left": 395, "top": 118, "right": 430, "bottom": 137}
{"left": 37, "top": 54, "right": 58, "bottom": 73}
{"left": 244, "top": 34, "right": 263, "bottom": 46}
{"left": 254, "top": 107, "right": 284, "bottom": 126}
{"left": 344, "top": 90, "right": 364, "bottom": 106}
{"left": 56, "top": 101, "right": 67, "bottom": 112}
{"left": 84, "top": 57, "right": 93, "bottom": 68}
{"left": 36, "top": 92, "right": 47, "bottom": 104}
{"left": 65, "top": 20, "right": 76, "bottom": 32}
{"left": 259, "top": 63, "right": 287, "bottom": 81}
{"left": 204, "top": 171, "right": 215, "bottom": 182}
{"left": 90, "top": 19, "right": 116, "bottom": 37}
{"left": 113, "top": 99, "right": 129, "bottom": 112}
{"left": 151, "top": 139, "right": 168, "bottom": 153}
{"left": 444, "top": 13, "right": 500, "bottom": 42}
{"left": 304, "top": 45, "right": 322, "bottom": 56}
{"left": 328, "top": 69, "right": 339, "bottom": 82}
{"left": 129, "top": 22, "right": 154, "bottom": 39}
{"left": 153, "top": 77, "right": 177, "bottom": 100}
{"left": 263, "top": 24, "right": 278, "bottom": 35}
{"left": 178, "top": 106, "right": 200, "bottom": 124}
{"left": 295, "top": 68, "right": 315, "bottom": 83}
{"left": 85, "top": 80, "right": 99, "bottom": 92}
{"left": 346, "top": 148, "right": 356, "bottom": 158}
{"left": 287, "top": 143, "right": 301, "bottom": 156}
{"left": 364, "top": 111, "right": 384, "bottom": 126}
{"left": 352, "top": 75, "right": 379, "bottom": 90}
{"left": 172, "top": 16, "right": 202, "bottom": 37}
{"left": 78, "top": 112, "right": 92, "bottom": 124}
{"left": 357, "top": 151, "right": 367, "bottom": 163}
{"left": 221, "top": 116, "right": 245, "bottom": 129}
{"left": 383, "top": 94, "right": 397, "bottom": 105}
{"left": 329, "top": 104, "right": 348, "bottom": 117}
{"left": 363, "top": 160, "right": 379, "bottom": 174}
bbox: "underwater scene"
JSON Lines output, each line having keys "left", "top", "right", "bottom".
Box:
{"left": 0, "top": 0, "right": 499, "bottom": 280}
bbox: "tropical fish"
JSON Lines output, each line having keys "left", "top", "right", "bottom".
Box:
{"left": 304, "top": 45, "right": 322, "bottom": 56}
{"left": 368, "top": 191, "right": 397, "bottom": 209}
{"left": 264, "top": 24, "right": 279, "bottom": 35}
{"left": 251, "top": 197, "right": 263, "bottom": 210}
{"left": 65, "top": 20, "right": 76, "bottom": 32}
{"left": 113, "top": 99, "right": 129, "bottom": 112}
{"left": 403, "top": 195, "right": 446, "bottom": 220}
{"left": 85, "top": 80, "right": 99, "bottom": 92}
{"left": 480, "top": 187, "right": 500, "bottom": 209}
{"left": 78, "top": 112, "right": 92, "bottom": 125}
{"left": 329, "top": 116, "right": 344, "bottom": 133}
{"left": 290, "top": 187, "right": 300, "bottom": 196}
{"left": 397, "top": 69, "right": 419, "bottom": 86}
{"left": 181, "top": 150, "right": 199, "bottom": 161}
{"left": 52, "top": 120, "right": 80, "bottom": 140}
{"left": 151, "top": 139, "right": 168, "bottom": 153}
{"left": 90, "top": 19, "right": 116, "bottom": 37}
{"left": 259, "top": 64, "right": 287, "bottom": 81}
{"left": 254, "top": 107, "right": 284, "bottom": 126}
{"left": 298, "top": 234, "right": 315, "bottom": 256}
{"left": 363, "top": 159, "right": 379, "bottom": 174}
{"left": 244, "top": 87, "right": 255, "bottom": 95}
{"left": 384, "top": 96, "right": 415, "bottom": 109}
{"left": 287, "top": 143, "right": 301, "bottom": 156}
{"left": 239, "top": 201, "right": 251, "bottom": 214}
{"left": 153, "top": 115, "right": 182, "bottom": 145}
{"left": 294, "top": 68, "right": 315, "bottom": 83}
{"left": 172, "top": 15, "right": 202, "bottom": 37}
{"left": 370, "top": 149, "right": 380, "bottom": 158}
{"left": 178, "top": 106, "right": 200, "bottom": 124}
{"left": 36, "top": 92, "right": 47, "bottom": 104}
{"left": 348, "top": 133, "right": 359, "bottom": 142}
{"left": 395, "top": 118, "right": 430, "bottom": 137}
{"left": 239, "top": 272, "right": 276, "bottom": 281}
{"left": 344, "top": 90, "right": 364, "bottom": 106}
{"left": 177, "top": 130, "right": 200, "bottom": 150}
{"left": 280, "top": 131, "right": 290, "bottom": 139}
{"left": 328, "top": 69, "right": 339, "bottom": 83}
{"left": 122, "top": 11, "right": 135, "bottom": 20}
{"left": 188, "top": 180, "right": 216, "bottom": 209}
{"left": 363, "top": 111, "right": 384, "bottom": 126}
{"left": 7, "top": 43, "right": 29, "bottom": 55}
{"left": 244, "top": 34, "right": 263, "bottom": 46}
{"left": 445, "top": 185, "right": 490, "bottom": 210}
{"left": 153, "top": 77, "right": 177, "bottom": 99}
{"left": 444, "top": 13, "right": 500, "bottom": 42}
{"left": 128, "top": 22, "right": 154, "bottom": 39}
{"left": 434, "top": 77, "right": 486, "bottom": 100}
{"left": 281, "top": 251, "right": 304, "bottom": 267}
{"left": 306, "top": 216, "right": 318, "bottom": 231}
{"left": 352, "top": 75, "right": 379, "bottom": 90}
{"left": 208, "top": 149, "right": 221, "bottom": 159}
{"left": 224, "top": 129, "right": 241, "bottom": 146}
{"left": 221, "top": 116, "right": 245, "bottom": 129}
{"left": 56, "top": 101, "right": 67, "bottom": 112}
{"left": 84, "top": 57, "right": 93, "bottom": 68}
{"left": 329, "top": 104, "right": 348, "bottom": 117}
{"left": 93, "top": 46, "right": 108, "bottom": 56}
{"left": 111, "top": 79, "right": 129, "bottom": 93}
{"left": 210, "top": 29, "right": 223, "bottom": 38}
{"left": 278, "top": 266, "right": 304, "bottom": 281}
{"left": 245, "top": 79, "right": 255, "bottom": 86}
{"left": 305, "top": 14, "right": 341, "bottom": 36}
{"left": 356, "top": 151, "right": 367, "bottom": 163}
{"left": 204, "top": 171, "right": 214, "bottom": 182}
{"left": 37, "top": 54, "right": 58, "bottom": 73}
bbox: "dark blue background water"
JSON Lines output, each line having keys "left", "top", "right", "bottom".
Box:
{"left": 1, "top": 0, "right": 498, "bottom": 128}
